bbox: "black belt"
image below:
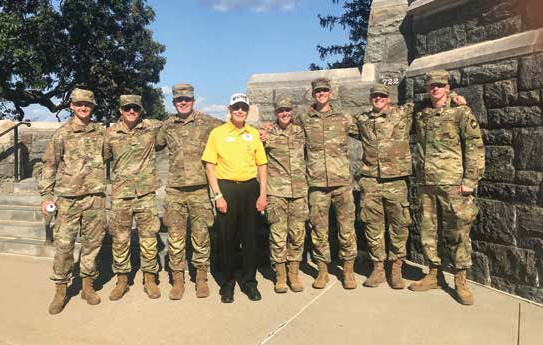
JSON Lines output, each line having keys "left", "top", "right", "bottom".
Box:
{"left": 219, "top": 178, "right": 256, "bottom": 184}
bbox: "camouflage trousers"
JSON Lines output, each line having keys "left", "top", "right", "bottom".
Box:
{"left": 163, "top": 186, "right": 214, "bottom": 271}
{"left": 266, "top": 196, "right": 309, "bottom": 264}
{"left": 358, "top": 177, "right": 411, "bottom": 262}
{"left": 419, "top": 185, "right": 479, "bottom": 270}
{"left": 108, "top": 193, "right": 160, "bottom": 274}
{"left": 51, "top": 194, "right": 105, "bottom": 283}
{"left": 309, "top": 185, "right": 357, "bottom": 263}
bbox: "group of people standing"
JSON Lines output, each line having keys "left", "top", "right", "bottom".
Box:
{"left": 40, "top": 69, "right": 484, "bottom": 315}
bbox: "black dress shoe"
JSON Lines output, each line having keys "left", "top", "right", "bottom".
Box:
{"left": 221, "top": 295, "right": 234, "bottom": 303}
{"left": 244, "top": 287, "right": 261, "bottom": 301}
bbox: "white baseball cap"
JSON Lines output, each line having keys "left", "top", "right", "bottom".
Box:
{"left": 229, "top": 93, "right": 250, "bottom": 106}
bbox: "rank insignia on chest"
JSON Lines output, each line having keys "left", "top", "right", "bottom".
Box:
{"left": 470, "top": 119, "right": 478, "bottom": 129}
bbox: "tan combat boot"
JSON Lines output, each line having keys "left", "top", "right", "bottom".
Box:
{"left": 143, "top": 272, "right": 161, "bottom": 299}
{"left": 390, "top": 259, "right": 405, "bottom": 289}
{"left": 48, "top": 283, "right": 67, "bottom": 315}
{"left": 342, "top": 259, "right": 357, "bottom": 289}
{"left": 312, "top": 261, "right": 329, "bottom": 289}
{"left": 81, "top": 277, "right": 101, "bottom": 305}
{"left": 109, "top": 274, "right": 129, "bottom": 301}
{"left": 287, "top": 261, "right": 304, "bottom": 292}
{"left": 169, "top": 271, "right": 184, "bottom": 300}
{"left": 408, "top": 266, "right": 440, "bottom": 292}
{"left": 195, "top": 268, "right": 210, "bottom": 298}
{"left": 274, "top": 263, "right": 288, "bottom": 293}
{"left": 455, "top": 269, "right": 474, "bottom": 305}
{"left": 363, "top": 261, "right": 386, "bottom": 287}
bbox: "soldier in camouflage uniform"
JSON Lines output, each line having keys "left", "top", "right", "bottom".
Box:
{"left": 354, "top": 84, "right": 413, "bottom": 289}
{"left": 409, "top": 70, "right": 485, "bottom": 306}
{"left": 156, "top": 84, "right": 222, "bottom": 300}
{"left": 39, "top": 88, "right": 106, "bottom": 314}
{"left": 263, "top": 96, "right": 308, "bottom": 293}
{"left": 104, "top": 95, "right": 162, "bottom": 300}
{"left": 297, "top": 78, "right": 358, "bottom": 290}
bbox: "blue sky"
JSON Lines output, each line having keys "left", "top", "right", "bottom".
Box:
{"left": 27, "top": 0, "right": 350, "bottom": 120}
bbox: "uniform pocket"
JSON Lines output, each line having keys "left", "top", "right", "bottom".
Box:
{"left": 400, "top": 201, "right": 412, "bottom": 227}
{"left": 450, "top": 195, "right": 479, "bottom": 226}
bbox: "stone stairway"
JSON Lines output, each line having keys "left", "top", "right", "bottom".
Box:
{"left": 0, "top": 178, "right": 56, "bottom": 257}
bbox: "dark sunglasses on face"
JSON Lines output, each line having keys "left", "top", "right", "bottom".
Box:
{"left": 371, "top": 93, "right": 389, "bottom": 99}
{"left": 121, "top": 105, "right": 142, "bottom": 112}
{"left": 276, "top": 108, "right": 292, "bottom": 114}
{"left": 174, "top": 96, "right": 194, "bottom": 103}
{"left": 429, "top": 83, "right": 447, "bottom": 89}
{"left": 231, "top": 103, "right": 249, "bottom": 112}
{"left": 313, "top": 88, "right": 330, "bottom": 94}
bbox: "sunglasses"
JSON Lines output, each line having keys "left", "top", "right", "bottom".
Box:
{"left": 313, "top": 88, "right": 330, "bottom": 94}
{"left": 370, "top": 93, "right": 389, "bottom": 99}
{"left": 275, "top": 107, "right": 292, "bottom": 114}
{"left": 174, "top": 96, "right": 194, "bottom": 103}
{"left": 121, "top": 105, "right": 142, "bottom": 112}
{"left": 429, "top": 83, "right": 447, "bottom": 89}
{"left": 231, "top": 103, "right": 249, "bottom": 112}
{"left": 72, "top": 101, "right": 94, "bottom": 108}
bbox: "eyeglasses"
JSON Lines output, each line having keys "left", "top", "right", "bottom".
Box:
{"left": 72, "top": 101, "right": 94, "bottom": 108}
{"left": 313, "top": 88, "right": 330, "bottom": 94}
{"left": 174, "top": 97, "right": 194, "bottom": 103}
{"left": 429, "top": 83, "right": 447, "bottom": 89}
{"left": 370, "top": 93, "right": 389, "bottom": 99}
{"left": 231, "top": 103, "right": 249, "bottom": 112}
{"left": 121, "top": 105, "right": 142, "bottom": 112}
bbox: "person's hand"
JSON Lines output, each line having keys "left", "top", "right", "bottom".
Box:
{"left": 40, "top": 200, "right": 54, "bottom": 219}
{"left": 256, "top": 194, "right": 267, "bottom": 213}
{"left": 216, "top": 197, "right": 227, "bottom": 214}
{"left": 258, "top": 128, "right": 268, "bottom": 142}
{"left": 452, "top": 94, "right": 467, "bottom": 105}
{"left": 460, "top": 185, "right": 474, "bottom": 196}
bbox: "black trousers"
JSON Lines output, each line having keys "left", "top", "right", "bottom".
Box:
{"left": 216, "top": 178, "right": 259, "bottom": 293}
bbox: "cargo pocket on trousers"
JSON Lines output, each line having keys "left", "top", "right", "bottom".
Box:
{"left": 400, "top": 201, "right": 412, "bottom": 227}
{"left": 202, "top": 203, "right": 215, "bottom": 228}
{"left": 451, "top": 196, "right": 479, "bottom": 226}
{"left": 266, "top": 204, "right": 281, "bottom": 225}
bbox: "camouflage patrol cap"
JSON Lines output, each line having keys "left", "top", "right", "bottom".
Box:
{"left": 311, "top": 78, "right": 331, "bottom": 91}
{"left": 172, "top": 83, "right": 194, "bottom": 98}
{"left": 274, "top": 96, "right": 293, "bottom": 110}
{"left": 70, "top": 88, "right": 96, "bottom": 105}
{"left": 120, "top": 94, "right": 143, "bottom": 107}
{"left": 370, "top": 83, "right": 390, "bottom": 96}
{"left": 426, "top": 70, "right": 450, "bottom": 85}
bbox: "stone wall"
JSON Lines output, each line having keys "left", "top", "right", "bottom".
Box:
{"left": 404, "top": 1, "right": 543, "bottom": 302}
{"left": 0, "top": 120, "right": 60, "bottom": 192}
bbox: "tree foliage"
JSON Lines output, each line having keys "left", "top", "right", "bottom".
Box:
{"left": 0, "top": 0, "right": 166, "bottom": 121}
{"left": 310, "top": 0, "right": 371, "bottom": 70}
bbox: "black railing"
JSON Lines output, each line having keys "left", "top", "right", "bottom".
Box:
{"left": 0, "top": 121, "right": 32, "bottom": 181}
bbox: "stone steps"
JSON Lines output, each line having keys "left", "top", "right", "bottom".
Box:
{"left": 0, "top": 219, "right": 45, "bottom": 240}
{"left": 0, "top": 204, "right": 43, "bottom": 222}
{"left": 0, "top": 236, "right": 57, "bottom": 258}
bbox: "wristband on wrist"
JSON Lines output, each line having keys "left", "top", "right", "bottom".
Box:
{"left": 213, "top": 193, "right": 223, "bottom": 201}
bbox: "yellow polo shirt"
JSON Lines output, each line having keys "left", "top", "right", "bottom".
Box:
{"left": 202, "top": 121, "right": 268, "bottom": 181}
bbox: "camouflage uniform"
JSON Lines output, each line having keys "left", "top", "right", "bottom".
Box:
{"left": 104, "top": 109, "right": 162, "bottom": 275}
{"left": 39, "top": 117, "right": 106, "bottom": 283}
{"left": 265, "top": 120, "right": 308, "bottom": 264}
{"left": 414, "top": 76, "right": 485, "bottom": 270}
{"left": 297, "top": 102, "right": 358, "bottom": 264}
{"left": 354, "top": 98, "right": 413, "bottom": 262}
{"left": 156, "top": 110, "right": 222, "bottom": 271}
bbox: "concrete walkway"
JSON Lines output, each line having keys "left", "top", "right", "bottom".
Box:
{"left": 0, "top": 254, "right": 541, "bottom": 345}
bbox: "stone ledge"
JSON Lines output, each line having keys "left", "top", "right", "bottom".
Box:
{"left": 407, "top": 0, "right": 471, "bottom": 19}
{"left": 248, "top": 68, "right": 364, "bottom": 87}
{"left": 407, "top": 28, "right": 543, "bottom": 77}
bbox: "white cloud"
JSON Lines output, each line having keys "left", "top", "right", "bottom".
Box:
{"left": 199, "top": 103, "right": 227, "bottom": 119}
{"left": 199, "top": 0, "right": 300, "bottom": 12}
{"left": 160, "top": 85, "right": 172, "bottom": 95}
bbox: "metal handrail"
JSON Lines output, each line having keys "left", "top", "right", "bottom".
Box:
{"left": 0, "top": 121, "right": 32, "bottom": 181}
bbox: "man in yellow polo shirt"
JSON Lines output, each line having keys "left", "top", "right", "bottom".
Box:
{"left": 202, "top": 93, "right": 267, "bottom": 303}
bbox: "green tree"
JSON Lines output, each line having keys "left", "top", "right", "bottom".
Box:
{"left": 0, "top": 0, "right": 166, "bottom": 121}
{"left": 310, "top": 0, "right": 371, "bottom": 70}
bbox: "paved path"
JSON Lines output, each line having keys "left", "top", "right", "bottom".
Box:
{"left": 0, "top": 254, "right": 541, "bottom": 345}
